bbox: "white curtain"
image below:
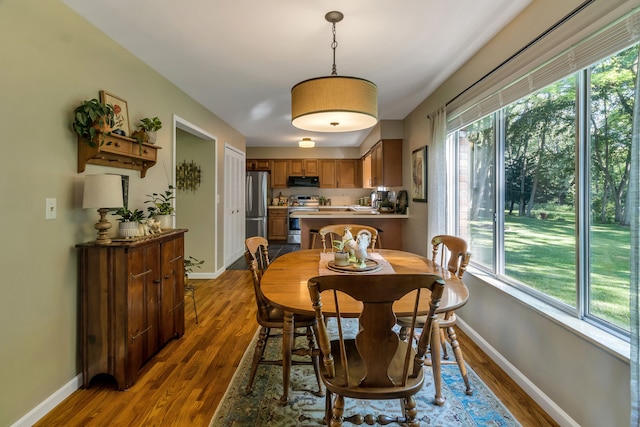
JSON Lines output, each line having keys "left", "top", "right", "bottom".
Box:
{"left": 427, "top": 107, "right": 447, "bottom": 244}
{"left": 631, "top": 59, "right": 640, "bottom": 426}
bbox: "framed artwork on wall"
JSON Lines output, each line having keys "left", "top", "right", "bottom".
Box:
{"left": 411, "top": 146, "right": 427, "bottom": 202}
{"left": 100, "top": 90, "right": 131, "bottom": 137}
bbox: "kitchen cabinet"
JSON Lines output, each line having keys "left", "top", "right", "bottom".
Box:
{"left": 362, "top": 152, "right": 373, "bottom": 188}
{"left": 336, "top": 159, "right": 360, "bottom": 188}
{"left": 77, "top": 230, "right": 186, "bottom": 390}
{"left": 246, "top": 159, "right": 271, "bottom": 171}
{"left": 370, "top": 139, "right": 402, "bottom": 187}
{"left": 289, "top": 159, "right": 318, "bottom": 176}
{"left": 268, "top": 209, "right": 288, "bottom": 240}
{"left": 270, "top": 160, "right": 288, "bottom": 188}
{"left": 320, "top": 159, "right": 359, "bottom": 188}
{"left": 319, "top": 160, "right": 336, "bottom": 188}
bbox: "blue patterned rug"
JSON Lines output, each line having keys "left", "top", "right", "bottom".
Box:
{"left": 210, "top": 319, "right": 521, "bottom": 426}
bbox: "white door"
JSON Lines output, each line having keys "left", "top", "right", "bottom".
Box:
{"left": 224, "top": 145, "right": 245, "bottom": 266}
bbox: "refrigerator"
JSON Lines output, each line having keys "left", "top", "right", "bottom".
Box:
{"left": 245, "top": 171, "right": 269, "bottom": 239}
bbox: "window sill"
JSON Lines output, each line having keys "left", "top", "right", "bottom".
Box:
{"left": 467, "top": 267, "right": 630, "bottom": 364}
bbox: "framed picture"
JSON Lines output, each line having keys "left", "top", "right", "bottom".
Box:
{"left": 411, "top": 146, "right": 427, "bottom": 202}
{"left": 100, "top": 90, "right": 131, "bottom": 137}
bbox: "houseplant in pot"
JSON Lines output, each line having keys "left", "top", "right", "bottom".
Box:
{"left": 145, "top": 185, "right": 175, "bottom": 230}
{"left": 71, "top": 98, "right": 114, "bottom": 148}
{"left": 115, "top": 207, "right": 145, "bottom": 238}
{"left": 332, "top": 236, "right": 352, "bottom": 266}
{"left": 132, "top": 117, "right": 162, "bottom": 145}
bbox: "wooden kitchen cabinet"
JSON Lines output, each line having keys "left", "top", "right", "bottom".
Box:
{"left": 77, "top": 230, "right": 187, "bottom": 390}
{"left": 289, "top": 159, "right": 318, "bottom": 176}
{"left": 319, "top": 159, "right": 336, "bottom": 188}
{"left": 270, "top": 160, "right": 288, "bottom": 188}
{"left": 336, "top": 159, "right": 360, "bottom": 188}
{"left": 268, "top": 208, "right": 288, "bottom": 241}
{"left": 370, "top": 139, "right": 402, "bottom": 187}
{"left": 246, "top": 159, "right": 271, "bottom": 171}
{"left": 362, "top": 152, "right": 373, "bottom": 188}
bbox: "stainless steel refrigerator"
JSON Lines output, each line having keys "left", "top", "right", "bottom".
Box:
{"left": 245, "top": 171, "right": 268, "bottom": 239}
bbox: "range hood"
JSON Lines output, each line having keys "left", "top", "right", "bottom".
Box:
{"left": 287, "top": 176, "right": 320, "bottom": 187}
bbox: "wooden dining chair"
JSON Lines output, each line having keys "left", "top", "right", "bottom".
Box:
{"left": 397, "top": 234, "right": 473, "bottom": 396}
{"left": 318, "top": 224, "right": 379, "bottom": 252}
{"left": 308, "top": 273, "right": 446, "bottom": 426}
{"left": 244, "top": 237, "right": 323, "bottom": 399}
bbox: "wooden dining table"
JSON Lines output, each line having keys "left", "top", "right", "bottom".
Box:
{"left": 260, "top": 248, "right": 470, "bottom": 406}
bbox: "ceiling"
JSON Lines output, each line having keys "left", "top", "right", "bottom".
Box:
{"left": 62, "top": 0, "right": 530, "bottom": 148}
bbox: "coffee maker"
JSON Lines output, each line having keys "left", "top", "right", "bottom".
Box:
{"left": 370, "top": 190, "right": 390, "bottom": 209}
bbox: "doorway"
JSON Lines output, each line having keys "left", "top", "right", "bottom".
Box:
{"left": 174, "top": 115, "right": 218, "bottom": 277}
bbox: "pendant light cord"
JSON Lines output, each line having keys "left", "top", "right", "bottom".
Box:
{"left": 331, "top": 21, "right": 338, "bottom": 76}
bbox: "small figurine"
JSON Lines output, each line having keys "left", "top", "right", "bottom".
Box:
{"left": 147, "top": 219, "right": 162, "bottom": 234}
{"left": 354, "top": 231, "right": 371, "bottom": 268}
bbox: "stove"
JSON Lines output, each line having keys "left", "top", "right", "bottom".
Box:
{"left": 289, "top": 194, "right": 319, "bottom": 207}
{"left": 287, "top": 195, "right": 319, "bottom": 243}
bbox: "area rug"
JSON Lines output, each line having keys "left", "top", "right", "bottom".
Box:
{"left": 210, "top": 319, "right": 521, "bottom": 426}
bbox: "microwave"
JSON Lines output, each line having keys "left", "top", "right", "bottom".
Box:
{"left": 287, "top": 176, "right": 320, "bottom": 187}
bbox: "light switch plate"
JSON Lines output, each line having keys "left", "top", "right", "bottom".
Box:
{"left": 46, "top": 198, "right": 57, "bottom": 220}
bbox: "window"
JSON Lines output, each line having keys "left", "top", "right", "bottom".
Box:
{"left": 450, "top": 44, "right": 636, "bottom": 337}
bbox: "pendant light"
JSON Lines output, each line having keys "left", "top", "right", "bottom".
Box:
{"left": 291, "top": 11, "right": 378, "bottom": 133}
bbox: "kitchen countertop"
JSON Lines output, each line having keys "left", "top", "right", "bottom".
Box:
{"left": 290, "top": 207, "right": 408, "bottom": 219}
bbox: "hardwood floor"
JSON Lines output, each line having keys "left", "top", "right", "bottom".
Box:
{"left": 36, "top": 270, "right": 558, "bottom": 427}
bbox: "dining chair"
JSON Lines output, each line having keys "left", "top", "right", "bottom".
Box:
{"left": 318, "top": 224, "right": 379, "bottom": 252}
{"left": 243, "top": 237, "right": 323, "bottom": 398}
{"left": 308, "top": 273, "right": 446, "bottom": 425}
{"left": 397, "top": 234, "right": 473, "bottom": 396}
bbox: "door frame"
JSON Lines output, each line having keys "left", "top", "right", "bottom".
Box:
{"left": 172, "top": 114, "right": 220, "bottom": 276}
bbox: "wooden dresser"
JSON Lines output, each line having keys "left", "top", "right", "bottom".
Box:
{"left": 77, "top": 229, "right": 187, "bottom": 390}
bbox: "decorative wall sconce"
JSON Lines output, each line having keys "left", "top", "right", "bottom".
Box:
{"left": 176, "top": 160, "right": 202, "bottom": 192}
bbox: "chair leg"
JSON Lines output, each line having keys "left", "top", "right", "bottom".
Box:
{"left": 445, "top": 325, "right": 473, "bottom": 396}
{"left": 398, "top": 325, "right": 408, "bottom": 341}
{"left": 307, "top": 325, "right": 325, "bottom": 396}
{"left": 310, "top": 230, "right": 318, "bottom": 249}
{"left": 245, "top": 326, "right": 269, "bottom": 395}
{"left": 402, "top": 395, "right": 419, "bottom": 427}
{"left": 331, "top": 394, "right": 345, "bottom": 427}
{"left": 440, "top": 328, "right": 448, "bottom": 359}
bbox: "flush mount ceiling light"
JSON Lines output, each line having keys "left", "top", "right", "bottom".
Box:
{"left": 298, "top": 137, "right": 315, "bottom": 148}
{"left": 291, "top": 11, "right": 378, "bottom": 133}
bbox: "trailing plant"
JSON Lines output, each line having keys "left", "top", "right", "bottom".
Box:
{"left": 115, "top": 208, "right": 145, "bottom": 223}
{"left": 71, "top": 98, "right": 114, "bottom": 147}
{"left": 145, "top": 185, "right": 175, "bottom": 216}
{"left": 184, "top": 256, "right": 204, "bottom": 275}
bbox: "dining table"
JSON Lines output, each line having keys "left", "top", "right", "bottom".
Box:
{"left": 259, "top": 248, "right": 470, "bottom": 406}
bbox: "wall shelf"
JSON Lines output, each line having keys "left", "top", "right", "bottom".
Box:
{"left": 77, "top": 132, "right": 161, "bottom": 177}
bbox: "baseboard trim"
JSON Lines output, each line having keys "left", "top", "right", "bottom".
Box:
{"left": 457, "top": 318, "right": 579, "bottom": 427}
{"left": 10, "top": 374, "right": 81, "bottom": 427}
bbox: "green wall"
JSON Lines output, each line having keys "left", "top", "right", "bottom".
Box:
{"left": 0, "top": 1, "right": 244, "bottom": 425}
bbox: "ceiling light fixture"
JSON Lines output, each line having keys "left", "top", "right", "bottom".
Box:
{"left": 298, "top": 137, "right": 315, "bottom": 148}
{"left": 291, "top": 11, "right": 378, "bottom": 133}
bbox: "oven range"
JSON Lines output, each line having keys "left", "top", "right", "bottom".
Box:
{"left": 287, "top": 195, "right": 319, "bottom": 244}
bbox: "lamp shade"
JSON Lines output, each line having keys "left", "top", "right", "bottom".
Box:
{"left": 82, "top": 174, "right": 123, "bottom": 209}
{"left": 298, "top": 138, "right": 315, "bottom": 148}
{"left": 291, "top": 76, "right": 378, "bottom": 132}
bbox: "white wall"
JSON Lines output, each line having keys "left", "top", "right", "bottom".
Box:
{"left": 402, "top": 0, "right": 636, "bottom": 425}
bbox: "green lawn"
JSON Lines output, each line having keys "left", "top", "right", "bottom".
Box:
{"left": 470, "top": 210, "right": 630, "bottom": 329}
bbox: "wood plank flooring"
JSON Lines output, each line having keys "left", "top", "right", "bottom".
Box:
{"left": 35, "top": 270, "right": 559, "bottom": 426}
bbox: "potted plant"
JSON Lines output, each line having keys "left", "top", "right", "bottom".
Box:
{"left": 115, "top": 207, "right": 145, "bottom": 238}
{"left": 145, "top": 185, "right": 175, "bottom": 229}
{"left": 132, "top": 116, "right": 162, "bottom": 144}
{"left": 332, "top": 238, "right": 352, "bottom": 266}
{"left": 71, "top": 98, "right": 114, "bottom": 148}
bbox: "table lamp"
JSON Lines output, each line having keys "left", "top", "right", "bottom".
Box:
{"left": 83, "top": 174, "right": 124, "bottom": 244}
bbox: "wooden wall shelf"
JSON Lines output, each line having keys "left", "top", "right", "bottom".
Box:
{"left": 77, "top": 132, "right": 161, "bottom": 177}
